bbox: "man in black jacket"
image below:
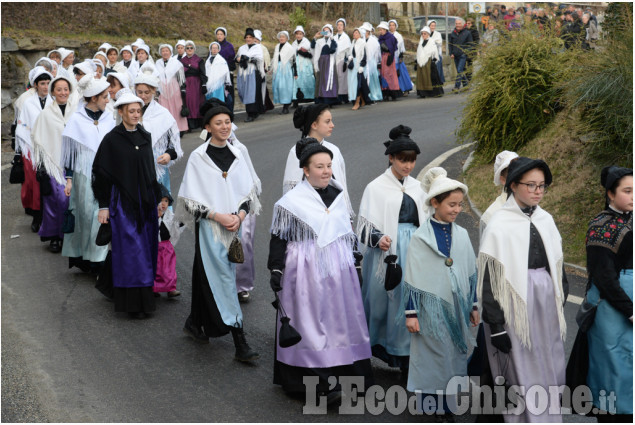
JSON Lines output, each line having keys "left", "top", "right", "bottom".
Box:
{"left": 465, "top": 18, "right": 480, "bottom": 84}
{"left": 448, "top": 18, "right": 473, "bottom": 92}
{"left": 561, "top": 11, "right": 583, "bottom": 49}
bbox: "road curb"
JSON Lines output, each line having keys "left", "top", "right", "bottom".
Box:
{"left": 424, "top": 142, "right": 587, "bottom": 275}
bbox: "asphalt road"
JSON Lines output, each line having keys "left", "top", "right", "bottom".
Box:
{"left": 1, "top": 93, "right": 591, "bottom": 422}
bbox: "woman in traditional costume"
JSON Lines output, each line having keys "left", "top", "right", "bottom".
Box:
{"left": 105, "top": 46, "right": 126, "bottom": 76}
{"left": 415, "top": 27, "right": 444, "bottom": 99}
{"left": 311, "top": 24, "right": 339, "bottom": 105}
{"left": 235, "top": 28, "right": 264, "bottom": 123}
{"left": 403, "top": 167, "right": 479, "bottom": 420}
{"left": 389, "top": 19, "right": 413, "bottom": 95}
{"left": 174, "top": 40, "right": 186, "bottom": 61}
{"left": 134, "top": 63, "right": 183, "bottom": 195}
{"left": 346, "top": 27, "right": 371, "bottom": 110}
{"left": 579, "top": 167, "right": 632, "bottom": 422}
{"left": 376, "top": 22, "right": 400, "bottom": 101}
{"left": 427, "top": 20, "right": 445, "bottom": 85}
{"left": 177, "top": 102, "right": 260, "bottom": 362}
{"left": 61, "top": 76, "right": 115, "bottom": 272}
{"left": 204, "top": 42, "right": 231, "bottom": 103}
{"left": 92, "top": 90, "right": 161, "bottom": 319}
{"left": 119, "top": 45, "right": 134, "bottom": 69}
{"left": 362, "top": 23, "right": 383, "bottom": 102}
{"left": 272, "top": 31, "right": 294, "bottom": 114}
{"left": 15, "top": 68, "right": 53, "bottom": 232}
{"left": 291, "top": 26, "right": 315, "bottom": 107}
{"left": 268, "top": 137, "right": 373, "bottom": 405}
{"left": 127, "top": 44, "right": 153, "bottom": 84}
{"left": 214, "top": 28, "right": 236, "bottom": 111}
{"left": 479, "top": 150, "right": 518, "bottom": 239}
{"left": 180, "top": 41, "right": 206, "bottom": 131}
{"left": 156, "top": 44, "right": 188, "bottom": 134}
{"left": 357, "top": 125, "right": 427, "bottom": 374}
{"left": 334, "top": 18, "right": 351, "bottom": 103}
{"left": 31, "top": 75, "right": 77, "bottom": 253}
{"left": 478, "top": 157, "right": 569, "bottom": 422}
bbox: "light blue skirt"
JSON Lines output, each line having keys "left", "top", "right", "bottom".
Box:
{"left": 366, "top": 64, "right": 382, "bottom": 102}
{"left": 273, "top": 62, "right": 294, "bottom": 104}
{"left": 293, "top": 56, "right": 315, "bottom": 100}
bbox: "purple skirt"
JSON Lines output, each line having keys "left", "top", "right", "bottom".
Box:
{"left": 276, "top": 241, "right": 371, "bottom": 369}
{"left": 39, "top": 177, "right": 69, "bottom": 241}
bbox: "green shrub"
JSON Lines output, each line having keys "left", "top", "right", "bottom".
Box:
{"left": 456, "top": 26, "right": 577, "bottom": 162}
{"left": 289, "top": 6, "right": 308, "bottom": 30}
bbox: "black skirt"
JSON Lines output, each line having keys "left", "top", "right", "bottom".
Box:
{"left": 274, "top": 358, "right": 374, "bottom": 394}
{"left": 114, "top": 287, "right": 156, "bottom": 313}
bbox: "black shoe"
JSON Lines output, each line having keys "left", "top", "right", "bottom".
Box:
{"left": 49, "top": 239, "right": 62, "bottom": 253}
{"left": 154, "top": 292, "right": 161, "bottom": 298}
{"left": 31, "top": 214, "right": 41, "bottom": 233}
{"left": 231, "top": 327, "right": 259, "bottom": 362}
{"left": 183, "top": 317, "right": 209, "bottom": 344}
{"left": 238, "top": 291, "right": 250, "bottom": 303}
{"left": 281, "top": 105, "right": 289, "bottom": 114}
{"left": 128, "top": 312, "right": 147, "bottom": 319}
{"left": 244, "top": 115, "right": 257, "bottom": 123}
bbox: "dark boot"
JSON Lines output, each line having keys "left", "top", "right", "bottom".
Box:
{"left": 281, "top": 104, "right": 290, "bottom": 114}
{"left": 31, "top": 210, "right": 42, "bottom": 233}
{"left": 183, "top": 316, "right": 209, "bottom": 344}
{"left": 230, "top": 326, "right": 259, "bottom": 362}
{"left": 292, "top": 100, "right": 299, "bottom": 109}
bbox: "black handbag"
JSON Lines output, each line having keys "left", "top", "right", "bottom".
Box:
{"left": 180, "top": 104, "right": 190, "bottom": 117}
{"left": 96, "top": 222, "right": 112, "bottom": 246}
{"left": 575, "top": 294, "right": 601, "bottom": 332}
{"left": 384, "top": 254, "right": 402, "bottom": 291}
{"left": 228, "top": 236, "right": 244, "bottom": 264}
{"left": 62, "top": 209, "right": 75, "bottom": 233}
{"left": 9, "top": 154, "right": 24, "bottom": 184}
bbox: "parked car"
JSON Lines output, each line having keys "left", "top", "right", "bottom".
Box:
{"left": 412, "top": 15, "right": 461, "bottom": 41}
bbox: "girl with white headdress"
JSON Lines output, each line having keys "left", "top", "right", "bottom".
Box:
{"left": 15, "top": 67, "right": 53, "bottom": 233}
{"left": 204, "top": 42, "right": 231, "bottom": 103}
{"left": 105, "top": 46, "right": 127, "bottom": 76}
{"left": 156, "top": 43, "right": 188, "bottom": 134}
{"left": 134, "top": 62, "right": 183, "bottom": 196}
{"left": 389, "top": 19, "right": 414, "bottom": 95}
{"left": 174, "top": 40, "right": 186, "bottom": 61}
{"left": 415, "top": 26, "right": 444, "bottom": 99}
{"left": 127, "top": 44, "right": 156, "bottom": 85}
{"left": 57, "top": 48, "right": 75, "bottom": 80}
{"left": 35, "top": 57, "right": 57, "bottom": 78}
{"left": 362, "top": 23, "right": 383, "bottom": 102}
{"left": 32, "top": 75, "right": 78, "bottom": 253}
{"left": 291, "top": 26, "right": 315, "bottom": 107}
{"left": 346, "top": 27, "right": 371, "bottom": 109}
{"left": 311, "top": 24, "right": 339, "bottom": 105}
{"left": 271, "top": 31, "right": 294, "bottom": 114}
{"left": 427, "top": 20, "right": 445, "bottom": 85}
{"left": 119, "top": 45, "right": 134, "bottom": 69}
{"left": 61, "top": 75, "right": 115, "bottom": 272}
{"left": 11, "top": 67, "right": 39, "bottom": 154}
{"left": 334, "top": 18, "right": 351, "bottom": 103}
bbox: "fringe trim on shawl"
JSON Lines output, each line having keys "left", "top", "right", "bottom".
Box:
{"left": 400, "top": 281, "right": 469, "bottom": 353}
{"left": 33, "top": 144, "right": 66, "bottom": 186}
{"left": 554, "top": 257, "right": 567, "bottom": 342}
{"left": 15, "top": 134, "right": 33, "bottom": 163}
{"left": 271, "top": 205, "right": 357, "bottom": 278}
{"left": 282, "top": 180, "right": 298, "bottom": 195}
{"left": 477, "top": 253, "right": 532, "bottom": 349}
{"left": 356, "top": 216, "right": 387, "bottom": 278}
{"left": 61, "top": 135, "right": 96, "bottom": 178}
{"left": 153, "top": 126, "right": 183, "bottom": 181}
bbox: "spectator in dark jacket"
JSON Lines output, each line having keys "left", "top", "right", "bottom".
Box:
{"left": 465, "top": 18, "right": 480, "bottom": 83}
{"left": 561, "top": 11, "right": 583, "bottom": 49}
{"left": 448, "top": 18, "right": 473, "bottom": 92}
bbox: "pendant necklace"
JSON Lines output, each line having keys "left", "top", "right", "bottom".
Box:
{"left": 442, "top": 224, "right": 453, "bottom": 267}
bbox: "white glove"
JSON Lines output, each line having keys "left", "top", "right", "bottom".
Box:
{"left": 358, "top": 67, "right": 364, "bottom": 74}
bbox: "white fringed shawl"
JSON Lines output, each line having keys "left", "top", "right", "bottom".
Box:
{"left": 15, "top": 94, "right": 52, "bottom": 163}
{"left": 477, "top": 194, "right": 566, "bottom": 349}
{"left": 204, "top": 54, "right": 231, "bottom": 97}
{"left": 271, "top": 179, "right": 356, "bottom": 278}
{"left": 272, "top": 42, "right": 295, "bottom": 74}
{"left": 140, "top": 100, "right": 183, "bottom": 180}
{"left": 416, "top": 38, "right": 439, "bottom": 68}
{"left": 32, "top": 99, "right": 78, "bottom": 185}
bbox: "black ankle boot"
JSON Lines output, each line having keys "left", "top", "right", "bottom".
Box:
{"left": 231, "top": 326, "right": 259, "bottom": 362}
{"left": 31, "top": 211, "right": 42, "bottom": 233}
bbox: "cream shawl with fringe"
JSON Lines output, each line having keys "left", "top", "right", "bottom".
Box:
{"left": 477, "top": 194, "right": 566, "bottom": 349}
{"left": 140, "top": 100, "right": 183, "bottom": 180}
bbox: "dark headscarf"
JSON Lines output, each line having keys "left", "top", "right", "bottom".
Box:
{"left": 293, "top": 104, "right": 329, "bottom": 137}
{"left": 158, "top": 183, "right": 174, "bottom": 206}
{"left": 244, "top": 28, "right": 256, "bottom": 39}
{"left": 200, "top": 97, "right": 234, "bottom": 126}
{"left": 296, "top": 137, "right": 333, "bottom": 168}
{"left": 384, "top": 125, "right": 421, "bottom": 155}
{"left": 504, "top": 157, "right": 553, "bottom": 194}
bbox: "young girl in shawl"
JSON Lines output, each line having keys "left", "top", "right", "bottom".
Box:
{"left": 357, "top": 125, "right": 428, "bottom": 374}
{"left": 268, "top": 137, "right": 373, "bottom": 404}
{"left": 134, "top": 63, "right": 183, "bottom": 196}
{"left": 362, "top": 24, "right": 383, "bottom": 102}
{"left": 92, "top": 90, "right": 161, "bottom": 319}
{"left": 156, "top": 44, "right": 188, "bottom": 134}
{"left": 61, "top": 76, "right": 115, "bottom": 273}
{"left": 180, "top": 41, "right": 207, "bottom": 131}
{"left": 15, "top": 68, "right": 53, "bottom": 233}
{"left": 311, "top": 24, "right": 339, "bottom": 105}
{"left": 403, "top": 167, "right": 479, "bottom": 420}
{"left": 177, "top": 102, "right": 260, "bottom": 362}
{"left": 32, "top": 75, "right": 77, "bottom": 253}
{"left": 415, "top": 27, "right": 444, "bottom": 99}
{"left": 478, "top": 157, "right": 568, "bottom": 422}
{"left": 105, "top": 46, "right": 127, "bottom": 76}
{"left": 154, "top": 184, "right": 184, "bottom": 298}
{"left": 272, "top": 31, "right": 294, "bottom": 114}
{"left": 376, "top": 22, "right": 400, "bottom": 101}
{"left": 204, "top": 42, "right": 231, "bottom": 103}
{"left": 573, "top": 167, "right": 632, "bottom": 421}
{"left": 235, "top": 29, "right": 264, "bottom": 123}
{"left": 127, "top": 44, "right": 154, "bottom": 84}
{"left": 291, "top": 26, "right": 315, "bottom": 107}
{"left": 389, "top": 19, "right": 413, "bottom": 95}
{"left": 346, "top": 27, "right": 371, "bottom": 110}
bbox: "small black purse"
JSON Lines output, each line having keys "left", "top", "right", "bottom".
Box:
{"left": 228, "top": 236, "right": 244, "bottom": 264}
{"left": 180, "top": 104, "right": 190, "bottom": 117}
{"left": 96, "top": 222, "right": 112, "bottom": 246}
{"left": 384, "top": 254, "right": 402, "bottom": 291}
{"left": 9, "top": 154, "right": 24, "bottom": 184}
{"left": 62, "top": 209, "right": 75, "bottom": 233}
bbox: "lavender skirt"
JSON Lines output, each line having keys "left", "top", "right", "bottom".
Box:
{"left": 276, "top": 241, "right": 372, "bottom": 369}
{"left": 39, "top": 178, "right": 69, "bottom": 241}
{"left": 484, "top": 268, "right": 566, "bottom": 423}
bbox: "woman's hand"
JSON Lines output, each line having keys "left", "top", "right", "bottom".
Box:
{"left": 64, "top": 179, "right": 72, "bottom": 197}
{"left": 406, "top": 317, "right": 420, "bottom": 333}
{"left": 213, "top": 212, "right": 240, "bottom": 232}
{"left": 98, "top": 209, "right": 110, "bottom": 224}
{"left": 157, "top": 153, "right": 171, "bottom": 165}
{"left": 378, "top": 235, "right": 392, "bottom": 252}
{"left": 314, "top": 32, "right": 323, "bottom": 39}
{"left": 470, "top": 310, "right": 480, "bottom": 327}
